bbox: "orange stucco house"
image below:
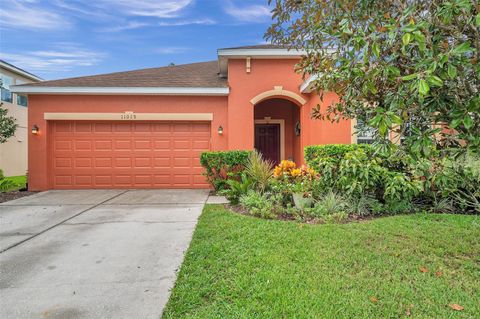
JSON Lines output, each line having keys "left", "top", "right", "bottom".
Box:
{"left": 12, "top": 45, "right": 354, "bottom": 190}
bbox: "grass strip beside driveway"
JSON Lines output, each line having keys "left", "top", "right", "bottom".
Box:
{"left": 163, "top": 205, "right": 479, "bottom": 318}
{"left": 2, "top": 175, "right": 26, "bottom": 191}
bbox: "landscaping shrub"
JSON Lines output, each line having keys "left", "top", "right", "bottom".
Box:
{"left": 306, "top": 145, "right": 479, "bottom": 215}
{"left": 222, "top": 173, "right": 253, "bottom": 205}
{"left": 239, "top": 190, "right": 276, "bottom": 219}
{"left": 220, "top": 145, "right": 479, "bottom": 223}
{"left": 344, "top": 194, "right": 384, "bottom": 216}
{"left": 244, "top": 150, "right": 274, "bottom": 192}
{"left": 432, "top": 153, "right": 480, "bottom": 214}
{"left": 307, "top": 146, "right": 424, "bottom": 206}
{"left": 306, "top": 191, "right": 347, "bottom": 218}
{"left": 200, "top": 150, "right": 250, "bottom": 191}
{"left": 305, "top": 144, "right": 374, "bottom": 170}
{"left": 220, "top": 151, "right": 274, "bottom": 204}
{"left": 0, "top": 170, "right": 15, "bottom": 192}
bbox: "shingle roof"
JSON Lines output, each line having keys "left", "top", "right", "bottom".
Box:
{"left": 20, "top": 61, "right": 226, "bottom": 88}
{"left": 0, "top": 59, "right": 43, "bottom": 81}
{"left": 219, "top": 44, "right": 291, "bottom": 50}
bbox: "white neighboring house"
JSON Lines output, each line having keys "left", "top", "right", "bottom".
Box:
{"left": 0, "top": 60, "right": 42, "bottom": 177}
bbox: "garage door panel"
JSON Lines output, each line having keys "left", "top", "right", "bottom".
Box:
{"left": 115, "top": 157, "right": 132, "bottom": 168}
{"left": 95, "top": 175, "right": 113, "bottom": 185}
{"left": 134, "top": 140, "right": 152, "bottom": 150}
{"left": 94, "top": 123, "right": 113, "bottom": 133}
{"left": 94, "top": 140, "right": 113, "bottom": 151}
{"left": 95, "top": 157, "right": 112, "bottom": 168}
{"left": 133, "top": 123, "right": 151, "bottom": 133}
{"left": 75, "top": 122, "right": 93, "bottom": 133}
{"left": 153, "top": 157, "right": 170, "bottom": 168}
{"left": 154, "top": 140, "right": 170, "bottom": 149}
{"left": 54, "top": 158, "right": 72, "bottom": 169}
{"left": 54, "top": 140, "right": 73, "bottom": 151}
{"left": 75, "top": 140, "right": 92, "bottom": 151}
{"left": 75, "top": 158, "right": 93, "bottom": 168}
{"left": 134, "top": 157, "right": 151, "bottom": 168}
{"left": 114, "top": 123, "right": 132, "bottom": 133}
{"left": 115, "top": 140, "right": 132, "bottom": 150}
{"left": 55, "top": 175, "right": 73, "bottom": 187}
{"left": 75, "top": 175, "right": 93, "bottom": 186}
{"left": 51, "top": 121, "right": 210, "bottom": 188}
{"left": 54, "top": 122, "right": 73, "bottom": 133}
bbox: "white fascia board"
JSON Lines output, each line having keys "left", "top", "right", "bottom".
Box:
{"left": 300, "top": 74, "right": 319, "bottom": 93}
{"left": 0, "top": 61, "right": 43, "bottom": 82}
{"left": 217, "top": 48, "right": 306, "bottom": 58}
{"left": 10, "top": 86, "right": 230, "bottom": 96}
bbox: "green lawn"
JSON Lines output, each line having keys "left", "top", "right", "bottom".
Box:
{"left": 2, "top": 175, "right": 27, "bottom": 191}
{"left": 163, "top": 205, "right": 480, "bottom": 319}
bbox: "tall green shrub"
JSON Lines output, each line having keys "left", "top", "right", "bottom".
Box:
{"left": 305, "top": 144, "right": 374, "bottom": 170}
{"left": 304, "top": 145, "right": 424, "bottom": 209}
{"left": 200, "top": 150, "right": 251, "bottom": 191}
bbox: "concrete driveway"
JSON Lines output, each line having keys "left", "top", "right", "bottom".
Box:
{"left": 0, "top": 189, "right": 209, "bottom": 319}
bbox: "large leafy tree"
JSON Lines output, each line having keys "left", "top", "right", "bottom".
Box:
{"left": 0, "top": 103, "right": 17, "bottom": 143}
{"left": 266, "top": 0, "right": 480, "bottom": 157}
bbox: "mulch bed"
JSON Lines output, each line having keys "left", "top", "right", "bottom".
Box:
{"left": 226, "top": 203, "right": 374, "bottom": 224}
{"left": 0, "top": 190, "right": 38, "bottom": 203}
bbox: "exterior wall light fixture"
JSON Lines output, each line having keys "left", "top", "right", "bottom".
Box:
{"left": 31, "top": 125, "right": 39, "bottom": 135}
{"left": 218, "top": 125, "right": 223, "bottom": 135}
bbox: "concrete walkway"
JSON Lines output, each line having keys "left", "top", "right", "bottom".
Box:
{"left": 0, "top": 189, "right": 209, "bottom": 319}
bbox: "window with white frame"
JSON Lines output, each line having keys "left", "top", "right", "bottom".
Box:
{"left": 356, "top": 120, "right": 376, "bottom": 144}
{"left": 15, "top": 79, "right": 28, "bottom": 106}
{"left": 0, "top": 73, "right": 13, "bottom": 103}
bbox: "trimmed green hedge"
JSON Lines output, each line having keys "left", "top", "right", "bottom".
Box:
{"left": 305, "top": 144, "right": 374, "bottom": 170}
{"left": 200, "top": 150, "right": 251, "bottom": 191}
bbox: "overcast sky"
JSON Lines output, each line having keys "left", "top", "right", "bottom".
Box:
{"left": 0, "top": 0, "right": 274, "bottom": 80}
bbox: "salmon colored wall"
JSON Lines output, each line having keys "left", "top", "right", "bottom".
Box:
{"left": 304, "top": 93, "right": 352, "bottom": 146}
{"left": 27, "top": 94, "right": 228, "bottom": 190}
{"left": 254, "top": 98, "right": 301, "bottom": 162}
{"left": 28, "top": 58, "right": 353, "bottom": 190}
{"left": 227, "top": 59, "right": 308, "bottom": 151}
{"left": 227, "top": 58, "right": 351, "bottom": 164}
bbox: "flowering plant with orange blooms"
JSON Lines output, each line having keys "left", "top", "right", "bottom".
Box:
{"left": 273, "top": 160, "right": 317, "bottom": 182}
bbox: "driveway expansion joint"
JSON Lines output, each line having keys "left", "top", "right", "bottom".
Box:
{"left": 0, "top": 190, "right": 129, "bottom": 254}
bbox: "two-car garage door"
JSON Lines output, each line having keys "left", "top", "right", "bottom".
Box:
{"left": 50, "top": 121, "right": 211, "bottom": 189}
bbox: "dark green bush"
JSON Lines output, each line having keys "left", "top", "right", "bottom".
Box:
{"left": 200, "top": 150, "right": 251, "bottom": 191}
{"left": 432, "top": 154, "right": 480, "bottom": 214}
{"left": 304, "top": 145, "right": 424, "bottom": 211}
{"left": 305, "top": 144, "right": 375, "bottom": 170}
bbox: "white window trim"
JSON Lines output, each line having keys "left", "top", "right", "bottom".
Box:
{"left": 254, "top": 119, "right": 285, "bottom": 161}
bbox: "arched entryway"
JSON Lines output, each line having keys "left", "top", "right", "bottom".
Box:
{"left": 253, "top": 98, "right": 301, "bottom": 165}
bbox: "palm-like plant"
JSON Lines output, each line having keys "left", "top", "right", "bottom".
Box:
{"left": 245, "top": 150, "right": 274, "bottom": 193}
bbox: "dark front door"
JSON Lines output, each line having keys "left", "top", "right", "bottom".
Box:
{"left": 255, "top": 124, "right": 281, "bottom": 165}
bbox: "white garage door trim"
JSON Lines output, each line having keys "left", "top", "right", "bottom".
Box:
{"left": 44, "top": 113, "right": 213, "bottom": 121}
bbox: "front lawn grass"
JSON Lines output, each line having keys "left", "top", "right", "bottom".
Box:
{"left": 2, "top": 175, "right": 27, "bottom": 191}
{"left": 163, "top": 205, "right": 480, "bottom": 318}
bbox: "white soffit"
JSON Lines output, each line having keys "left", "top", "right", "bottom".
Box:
{"left": 217, "top": 48, "right": 306, "bottom": 77}
{"left": 300, "top": 74, "right": 319, "bottom": 93}
{"left": 11, "top": 86, "right": 230, "bottom": 96}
